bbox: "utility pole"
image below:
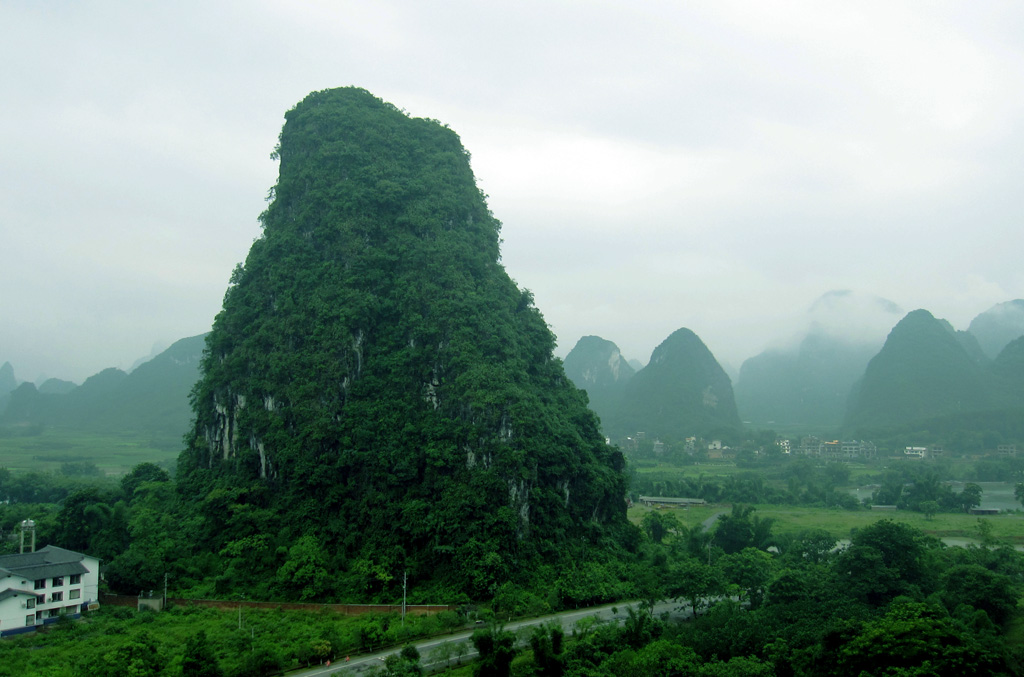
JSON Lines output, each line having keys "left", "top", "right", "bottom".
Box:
{"left": 163, "top": 573, "right": 168, "bottom": 611}
{"left": 401, "top": 571, "right": 407, "bottom": 627}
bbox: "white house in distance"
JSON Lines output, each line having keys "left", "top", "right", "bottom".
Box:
{"left": 0, "top": 545, "right": 100, "bottom": 638}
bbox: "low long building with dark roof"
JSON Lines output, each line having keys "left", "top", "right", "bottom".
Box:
{"left": 0, "top": 545, "right": 100, "bottom": 637}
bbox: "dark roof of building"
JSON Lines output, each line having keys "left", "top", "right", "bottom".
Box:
{"left": 0, "top": 588, "right": 37, "bottom": 603}
{"left": 0, "top": 545, "right": 94, "bottom": 581}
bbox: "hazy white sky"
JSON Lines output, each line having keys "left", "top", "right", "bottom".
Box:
{"left": 2, "top": 1, "right": 1023, "bottom": 383}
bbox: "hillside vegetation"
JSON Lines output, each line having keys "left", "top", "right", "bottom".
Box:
{"left": 176, "top": 87, "right": 633, "bottom": 601}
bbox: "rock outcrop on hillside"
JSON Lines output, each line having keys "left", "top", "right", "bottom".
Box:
{"left": 563, "top": 335, "right": 635, "bottom": 427}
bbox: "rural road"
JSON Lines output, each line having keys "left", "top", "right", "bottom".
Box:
{"left": 702, "top": 509, "right": 727, "bottom": 531}
{"left": 288, "top": 600, "right": 688, "bottom": 675}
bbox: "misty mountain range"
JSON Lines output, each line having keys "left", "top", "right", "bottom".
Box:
{"left": 1, "top": 296, "right": 1022, "bottom": 445}
{"left": 564, "top": 295, "right": 1024, "bottom": 441}
{"left": 0, "top": 334, "right": 206, "bottom": 441}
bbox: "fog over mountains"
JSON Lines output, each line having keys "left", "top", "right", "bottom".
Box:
{"left": 0, "top": 335, "right": 206, "bottom": 442}
{"left": 2, "top": 293, "right": 1023, "bottom": 443}
{"left": 564, "top": 293, "right": 1024, "bottom": 440}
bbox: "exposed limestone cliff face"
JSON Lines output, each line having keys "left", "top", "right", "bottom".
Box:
{"left": 563, "top": 335, "right": 636, "bottom": 430}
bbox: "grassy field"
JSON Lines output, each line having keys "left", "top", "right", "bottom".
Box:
{"left": 629, "top": 502, "right": 1024, "bottom": 545}
{"left": 630, "top": 457, "right": 980, "bottom": 485}
{"left": 0, "top": 427, "right": 181, "bottom": 476}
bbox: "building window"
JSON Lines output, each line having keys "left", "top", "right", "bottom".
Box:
{"left": 52, "top": 576, "right": 63, "bottom": 587}
{"left": 65, "top": 605, "right": 77, "bottom": 615}
{"left": 69, "top": 589, "right": 80, "bottom": 600}
{"left": 26, "top": 597, "right": 35, "bottom": 609}
{"left": 26, "top": 615, "right": 35, "bottom": 626}
{"left": 48, "top": 609, "right": 60, "bottom": 618}
{"left": 50, "top": 591, "right": 63, "bottom": 603}
{"left": 34, "top": 579, "right": 46, "bottom": 590}
{"left": 70, "top": 574, "right": 81, "bottom": 585}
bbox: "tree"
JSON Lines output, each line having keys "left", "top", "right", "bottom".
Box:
{"left": 121, "top": 462, "right": 171, "bottom": 502}
{"left": 470, "top": 626, "right": 517, "bottom": 677}
{"left": 699, "top": 655, "right": 774, "bottom": 677}
{"left": 833, "top": 544, "right": 903, "bottom": 606}
{"left": 609, "top": 639, "right": 702, "bottom": 675}
{"left": 718, "top": 548, "right": 773, "bottom": 608}
{"left": 54, "top": 487, "right": 128, "bottom": 562}
{"left": 1014, "top": 481, "right": 1024, "bottom": 509}
{"left": 940, "top": 564, "right": 1018, "bottom": 627}
{"left": 182, "top": 630, "right": 224, "bottom": 677}
{"left": 849, "top": 519, "right": 931, "bottom": 592}
{"left": 921, "top": 500, "right": 940, "bottom": 520}
{"left": 428, "top": 642, "right": 457, "bottom": 671}
{"left": 529, "top": 624, "right": 565, "bottom": 677}
{"left": 491, "top": 582, "right": 524, "bottom": 620}
{"left": 713, "top": 505, "right": 775, "bottom": 554}
{"left": 621, "top": 606, "right": 663, "bottom": 649}
{"left": 833, "top": 600, "right": 1006, "bottom": 676}
{"left": 669, "top": 558, "right": 722, "bottom": 617}
{"left": 378, "top": 645, "right": 422, "bottom": 676}
{"left": 275, "top": 534, "right": 331, "bottom": 601}
{"left": 641, "top": 510, "right": 679, "bottom": 545}
{"left": 786, "top": 528, "right": 837, "bottom": 565}
{"left": 236, "top": 638, "right": 284, "bottom": 677}
{"left": 976, "top": 518, "right": 996, "bottom": 546}
{"left": 959, "top": 483, "right": 983, "bottom": 513}
{"left": 713, "top": 505, "right": 755, "bottom": 554}
{"left": 75, "top": 630, "right": 164, "bottom": 677}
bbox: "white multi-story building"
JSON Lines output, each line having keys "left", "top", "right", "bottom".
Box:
{"left": 800, "top": 438, "right": 876, "bottom": 459}
{"left": 0, "top": 545, "right": 100, "bottom": 638}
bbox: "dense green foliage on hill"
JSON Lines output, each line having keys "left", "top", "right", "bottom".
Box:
{"left": 177, "top": 87, "right": 631, "bottom": 601}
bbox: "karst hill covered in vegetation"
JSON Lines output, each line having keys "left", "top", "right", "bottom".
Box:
{"left": 562, "top": 335, "right": 636, "bottom": 421}
{"left": 845, "top": 308, "right": 1024, "bottom": 439}
{"left": 177, "top": 87, "right": 632, "bottom": 600}
{"left": 846, "top": 309, "right": 994, "bottom": 429}
{"left": 564, "top": 329, "right": 741, "bottom": 442}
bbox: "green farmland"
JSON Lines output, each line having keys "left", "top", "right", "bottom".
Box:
{"left": 0, "top": 426, "right": 180, "bottom": 476}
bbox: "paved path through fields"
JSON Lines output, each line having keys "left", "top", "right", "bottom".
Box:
{"left": 288, "top": 599, "right": 688, "bottom": 675}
